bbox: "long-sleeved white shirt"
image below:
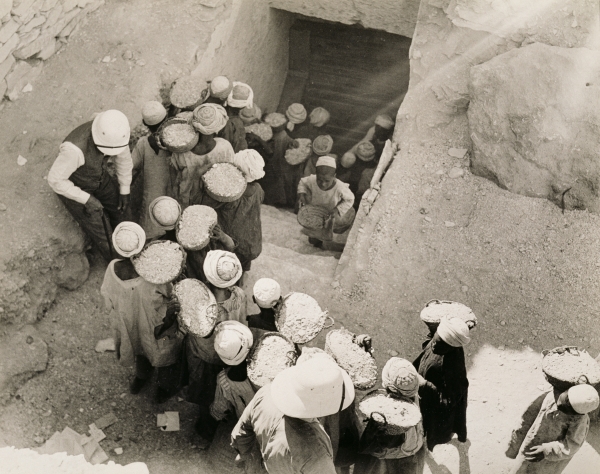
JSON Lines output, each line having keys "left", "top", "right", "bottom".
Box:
{"left": 48, "top": 142, "right": 133, "bottom": 204}
{"left": 297, "top": 175, "right": 355, "bottom": 217}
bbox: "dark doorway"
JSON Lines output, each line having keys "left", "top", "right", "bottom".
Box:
{"left": 278, "top": 19, "right": 411, "bottom": 155}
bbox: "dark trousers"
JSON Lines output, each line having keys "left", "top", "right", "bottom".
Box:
{"left": 135, "top": 355, "right": 183, "bottom": 395}
{"left": 57, "top": 175, "right": 129, "bottom": 261}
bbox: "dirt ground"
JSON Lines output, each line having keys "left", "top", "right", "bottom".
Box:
{"left": 1, "top": 0, "right": 600, "bottom": 473}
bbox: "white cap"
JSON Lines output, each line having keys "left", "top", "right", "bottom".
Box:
{"left": 214, "top": 321, "right": 254, "bottom": 366}
{"left": 253, "top": 278, "right": 281, "bottom": 308}
{"left": 92, "top": 110, "right": 131, "bottom": 156}
{"left": 568, "top": 384, "right": 600, "bottom": 414}
{"left": 341, "top": 152, "right": 356, "bottom": 169}
{"left": 315, "top": 155, "right": 337, "bottom": 169}
{"left": 112, "top": 222, "right": 146, "bottom": 258}
{"left": 142, "top": 101, "right": 167, "bottom": 126}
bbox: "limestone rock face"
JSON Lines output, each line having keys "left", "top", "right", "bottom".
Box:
{"left": 468, "top": 43, "right": 600, "bottom": 212}
{"left": 56, "top": 252, "right": 90, "bottom": 290}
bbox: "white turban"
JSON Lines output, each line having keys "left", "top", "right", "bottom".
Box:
{"left": 149, "top": 196, "right": 181, "bottom": 230}
{"left": 253, "top": 278, "right": 281, "bottom": 308}
{"left": 437, "top": 317, "right": 471, "bottom": 347}
{"left": 382, "top": 357, "right": 419, "bottom": 398}
{"left": 240, "top": 104, "right": 262, "bottom": 125}
{"left": 192, "top": 103, "right": 228, "bottom": 135}
{"left": 142, "top": 101, "right": 167, "bottom": 126}
{"left": 313, "top": 135, "right": 334, "bottom": 156}
{"left": 309, "top": 107, "right": 330, "bottom": 128}
{"left": 568, "top": 384, "right": 600, "bottom": 414}
{"left": 341, "top": 152, "right": 356, "bottom": 169}
{"left": 315, "top": 155, "right": 336, "bottom": 169}
{"left": 286, "top": 103, "right": 307, "bottom": 132}
{"left": 214, "top": 321, "right": 254, "bottom": 366}
{"left": 112, "top": 222, "right": 146, "bottom": 258}
{"left": 226, "top": 82, "right": 253, "bottom": 109}
{"left": 233, "top": 149, "right": 265, "bottom": 183}
{"left": 210, "top": 76, "right": 233, "bottom": 100}
{"left": 375, "top": 114, "right": 394, "bottom": 130}
{"left": 203, "top": 250, "right": 243, "bottom": 288}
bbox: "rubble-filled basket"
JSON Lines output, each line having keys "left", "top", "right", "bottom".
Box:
{"left": 325, "top": 328, "right": 377, "bottom": 390}
{"left": 542, "top": 346, "right": 600, "bottom": 392}
{"left": 245, "top": 123, "right": 273, "bottom": 142}
{"left": 419, "top": 300, "right": 477, "bottom": 327}
{"left": 176, "top": 111, "right": 194, "bottom": 122}
{"left": 131, "top": 240, "right": 186, "bottom": 285}
{"left": 285, "top": 138, "right": 312, "bottom": 165}
{"left": 173, "top": 278, "right": 218, "bottom": 337}
{"left": 297, "top": 204, "right": 330, "bottom": 231}
{"left": 275, "top": 292, "right": 333, "bottom": 344}
{"left": 159, "top": 118, "right": 199, "bottom": 153}
{"left": 202, "top": 162, "right": 247, "bottom": 203}
{"left": 169, "top": 76, "right": 210, "bottom": 110}
{"left": 357, "top": 389, "right": 422, "bottom": 435}
{"left": 247, "top": 332, "right": 298, "bottom": 389}
{"left": 176, "top": 205, "right": 218, "bottom": 251}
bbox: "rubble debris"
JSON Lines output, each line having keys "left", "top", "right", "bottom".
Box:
{"left": 156, "top": 412, "right": 180, "bottom": 431}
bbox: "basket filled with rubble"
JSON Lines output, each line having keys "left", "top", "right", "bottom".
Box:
{"left": 419, "top": 300, "right": 477, "bottom": 327}
{"left": 169, "top": 75, "right": 209, "bottom": 110}
{"left": 325, "top": 328, "right": 377, "bottom": 390}
{"left": 297, "top": 205, "right": 330, "bottom": 231}
{"left": 542, "top": 346, "right": 600, "bottom": 392}
{"left": 131, "top": 240, "right": 186, "bottom": 285}
{"left": 275, "top": 292, "right": 332, "bottom": 344}
{"left": 357, "top": 389, "right": 422, "bottom": 435}
{"left": 173, "top": 278, "right": 218, "bottom": 337}
{"left": 176, "top": 205, "right": 218, "bottom": 251}
{"left": 202, "top": 162, "right": 247, "bottom": 203}
{"left": 285, "top": 138, "right": 312, "bottom": 165}
{"left": 247, "top": 332, "right": 297, "bottom": 388}
{"left": 159, "top": 118, "right": 199, "bottom": 153}
{"left": 245, "top": 123, "right": 273, "bottom": 142}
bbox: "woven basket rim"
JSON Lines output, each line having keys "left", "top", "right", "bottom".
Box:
{"left": 175, "top": 205, "right": 217, "bottom": 251}
{"left": 131, "top": 240, "right": 187, "bottom": 285}
{"left": 173, "top": 278, "right": 218, "bottom": 337}
{"left": 170, "top": 77, "right": 209, "bottom": 109}
{"left": 202, "top": 163, "right": 247, "bottom": 203}
{"left": 297, "top": 205, "right": 330, "bottom": 230}
{"left": 159, "top": 118, "right": 199, "bottom": 153}
{"left": 419, "top": 299, "right": 477, "bottom": 324}
{"left": 276, "top": 292, "right": 328, "bottom": 344}
{"left": 541, "top": 346, "right": 600, "bottom": 384}
{"left": 247, "top": 332, "right": 297, "bottom": 387}
{"left": 358, "top": 389, "right": 421, "bottom": 434}
{"left": 325, "top": 328, "right": 377, "bottom": 390}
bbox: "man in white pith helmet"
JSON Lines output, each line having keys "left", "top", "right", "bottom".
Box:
{"left": 48, "top": 110, "right": 133, "bottom": 261}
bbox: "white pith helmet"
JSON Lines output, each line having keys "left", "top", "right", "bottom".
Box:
{"left": 92, "top": 109, "right": 131, "bottom": 156}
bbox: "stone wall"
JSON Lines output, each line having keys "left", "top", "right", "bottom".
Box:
{"left": 193, "top": 0, "right": 294, "bottom": 113}
{"left": 268, "top": 0, "right": 420, "bottom": 38}
{"left": 0, "top": 0, "right": 104, "bottom": 102}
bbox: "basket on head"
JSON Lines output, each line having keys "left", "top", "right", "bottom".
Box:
{"left": 419, "top": 300, "right": 477, "bottom": 327}
{"left": 325, "top": 328, "right": 377, "bottom": 390}
{"left": 131, "top": 240, "right": 186, "bottom": 285}
{"left": 297, "top": 205, "right": 330, "bottom": 231}
{"left": 245, "top": 123, "right": 273, "bottom": 142}
{"left": 542, "top": 346, "right": 600, "bottom": 391}
{"left": 170, "top": 76, "right": 210, "bottom": 110}
{"left": 173, "top": 279, "right": 218, "bottom": 337}
{"left": 202, "top": 162, "right": 247, "bottom": 203}
{"left": 285, "top": 138, "right": 312, "bottom": 165}
{"left": 158, "top": 117, "right": 199, "bottom": 153}
{"left": 357, "top": 389, "right": 422, "bottom": 435}
{"left": 176, "top": 205, "right": 218, "bottom": 251}
{"left": 275, "top": 292, "right": 331, "bottom": 344}
{"left": 247, "top": 332, "right": 297, "bottom": 389}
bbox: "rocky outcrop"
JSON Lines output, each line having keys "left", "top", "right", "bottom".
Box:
{"left": 468, "top": 43, "right": 600, "bottom": 212}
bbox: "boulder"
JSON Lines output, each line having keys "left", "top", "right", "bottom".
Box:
{"left": 56, "top": 252, "right": 89, "bottom": 290}
{"left": 468, "top": 43, "right": 600, "bottom": 212}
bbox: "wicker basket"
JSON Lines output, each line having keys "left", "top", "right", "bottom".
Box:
{"left": 275, "top": 292, "right": 333, "bottom": 344}
{"left": 297, "top": 205, "right": 330, "bottom": 231}
{"left": 542, "top": 346, "right": 600, "bottom": 390}
{"left": 419, "top": 300, "right": 477, "bottom": 327}
{"left": 202, "top": 163, "right": 247, "bottom": 203}
{"left": 245, "top": 123, "right": 273, "bottom": 142}
{"left": 173, "top": 279, "right": 218, "bottom": 337}
{"left": 285, "top": 138, "right": 312, "bottom": 165}
{"left": 357, "top": 390, "right": 422, "bottom": 435}
{"left": 176, "top": 205, "right": 218, "bottom": 251}
{"left": 176, "top": 111, "right": 194, "bottom": 122}
{"left": 170, "top": 76, "right": 209, "bottom": 110}
{"left": 247, "top": 332, "right": 298, "bottom": 388}
{"left": 159, "top": 118, "right": 199, "bottom": 153}
{"left": 325, "top": 328, "right": 377, "bottom": 390}
{"left": 131, "top": 240, "right": 186, "bottom": 285}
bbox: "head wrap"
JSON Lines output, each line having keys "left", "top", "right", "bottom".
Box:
{"left": 210, "top": 76, "right": 233, "bottom": 100}
{"left": 149, "top": 196, "right": 181, "bottom": 231}
{"left": 240, "top": 104, "right": 262, "bottom": 125}
{"left": 285, "top": 103, "right": 307, "bottom": 132}
{"left": 226, "top": 82, "right": 253, "bottom": 109}
{"left": 192, "top": 103, "right": 228, "bottom": 135}
{"left": 356, "top": 141, "right": 376, "bottom": 162}
{"left": 264, "top": 112, "right": 287, "bottom": 129}
{"left": 375, "top": 114, "right": 394, "bottom": 130}
{"left": 313, "top": 135, "right": 334, "bottom": 156}
{"left": 112, "top": 222, "right": 146, "bottom": 258}
{"left": 203, "top": 250, "right": 243, "bottom": 288}
{"left": 233, "top": 149, "right": 265, "bottom": 183}
{"left": 568, "top": 384, "right": 600, "bottom": 414}
{"left": 382, "top": 357, "right": 419, "bottom": 398}
{"left": 341, "top": 152, "right": 356, "bottom": 169}
{"left": 309, "top": 107, "right": 330, "bottom": 128}
{"left": 253, "top": 278, "right": 281, "bottom": 308}
{"left": 316, "top": 155, "right": 336, "bottom": 169}
{"left": 214, "top": 321, "right": 254, "bottom": 366}
{"left": 142, "top": 101, "right": 167, "bottom": 126}
{"left": 437, "top": 317, "right": 471, "bottom": 347}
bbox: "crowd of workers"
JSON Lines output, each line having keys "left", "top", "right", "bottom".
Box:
{"left": 45, "top": 76, "right": 599, "bottom": 474}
